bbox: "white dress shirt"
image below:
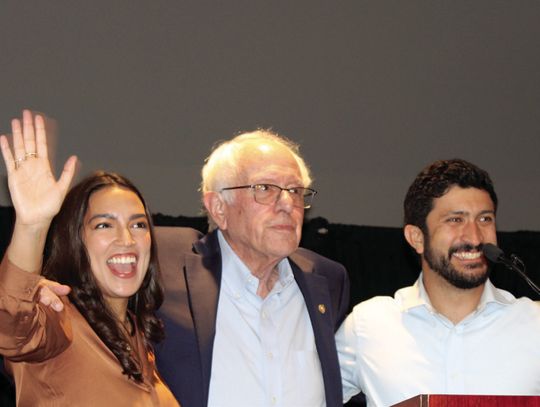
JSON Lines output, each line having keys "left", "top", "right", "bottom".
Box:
{"left": 207, "top": 231, "right": 325, "bottom": 407}
{"left": 336, "top": 274, "right": 540, "bottom": 407}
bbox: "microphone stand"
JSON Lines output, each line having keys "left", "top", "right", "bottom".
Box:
{"left": 497, "top": 254, "right": 540, "bottom": 297}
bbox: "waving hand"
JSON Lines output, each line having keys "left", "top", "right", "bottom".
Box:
{"left": 0, "top": 110, "right": 77, "bottom": 227}
{"left": 1, "top": 110, "right": 77, "bottom": 273}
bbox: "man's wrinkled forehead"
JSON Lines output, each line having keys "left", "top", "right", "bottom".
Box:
{"left": 237, "top": 143, "right": 302, "bottom": 179}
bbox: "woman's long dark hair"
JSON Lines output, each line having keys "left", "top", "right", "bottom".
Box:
{"left": 43, "top": 171, "right": 164, "bottom": 383}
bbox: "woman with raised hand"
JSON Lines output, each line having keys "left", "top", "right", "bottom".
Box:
{"left": 0, "top": 111, "right": 179, "bottom": 406}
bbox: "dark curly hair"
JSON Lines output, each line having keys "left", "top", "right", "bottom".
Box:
{"left": 404, "top": 159, "right": 498, "bottom": 233}
{"left": 42, "top": 171, "right": 164, "bottom": 383}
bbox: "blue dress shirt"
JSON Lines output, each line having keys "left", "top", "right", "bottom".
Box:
{"left": 207, "top": 231, "right": 325, "bottom": 407}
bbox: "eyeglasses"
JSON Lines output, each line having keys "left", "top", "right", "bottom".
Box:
{"left": 220, "top": 183, "right": 317, "bottom": 209}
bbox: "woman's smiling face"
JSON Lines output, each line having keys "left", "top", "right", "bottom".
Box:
{"left": 82, "top": 186, "right": 151, "bottom": 315}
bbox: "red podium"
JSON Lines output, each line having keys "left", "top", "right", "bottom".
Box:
{"left": 393, "top": 394, "right": 540, "bottom": 406}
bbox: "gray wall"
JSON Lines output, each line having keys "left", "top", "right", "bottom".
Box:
{"left": 1, "top": 1, "right": 539, "bottom": 231}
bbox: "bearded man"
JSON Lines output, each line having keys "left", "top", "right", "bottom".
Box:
{"left": 336, "top": 159, "right": 540, "bottom": 407}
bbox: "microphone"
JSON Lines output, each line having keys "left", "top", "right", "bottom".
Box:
{"left": 482, "top": 243, "right": 505, "bottom": 264}
{"left": 482, "top": 243, "right": 540, "bottom": 296}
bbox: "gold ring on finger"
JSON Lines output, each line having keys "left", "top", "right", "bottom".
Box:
{"left": 25, "top": 152, "right": 38, "bottom": 159}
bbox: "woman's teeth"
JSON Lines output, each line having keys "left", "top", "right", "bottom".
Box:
{"left": 107, "top": 255, "right": 136, "bottom": 264}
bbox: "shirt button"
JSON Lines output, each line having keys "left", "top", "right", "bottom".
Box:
{"left": 268, "top": 352, "right": 273, "bottom": 360}
{"left": 262, "top": 311, "right": 267, "bottom": 319}
{"left": 271, "top": 396, "right": 276, "bottom": 404}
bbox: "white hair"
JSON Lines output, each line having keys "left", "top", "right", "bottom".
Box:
{"left": 201, "top": 129, "right": 312, "bottom": 202}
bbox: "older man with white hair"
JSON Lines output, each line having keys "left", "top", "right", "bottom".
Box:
{"left": 155, "top": 130, "right": 350, "bottom": 407}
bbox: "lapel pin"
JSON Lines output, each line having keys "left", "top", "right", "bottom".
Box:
{"left": 318, "top": 304, "right": 326, "bottom": 314}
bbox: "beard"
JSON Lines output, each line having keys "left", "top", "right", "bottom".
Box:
{"left": 423, "top": 238, "right": 491, "bottom": 289}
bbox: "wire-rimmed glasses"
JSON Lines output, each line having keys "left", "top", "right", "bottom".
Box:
{"left": 220, "top": 183, "right": 317, "bottom": 209}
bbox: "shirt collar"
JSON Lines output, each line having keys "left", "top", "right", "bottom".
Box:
{"left": 396, "top": 271, "right": 516, "bottom": 314}
{"left": 477, "top": 277, "right": 516, "bottom": 310}
{"left": 217, "top": 230, "right": 294, "bottom": 297}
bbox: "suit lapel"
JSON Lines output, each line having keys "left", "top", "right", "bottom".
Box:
{"left": 290, "top": 252, "right": 334, "bottom": 334}
{"left": 290, "top": 252, "right": 342, "bottom": 407}
{"left": 184, "top": 230, "right": 222, "bottom": 403}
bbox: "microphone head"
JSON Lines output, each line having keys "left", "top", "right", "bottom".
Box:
{"left": 482, "top": 243, "right": 504, "bottom": 263}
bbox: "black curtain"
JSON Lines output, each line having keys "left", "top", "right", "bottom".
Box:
{"left": 1, "top": 208, "right": 539, "bottom": 405}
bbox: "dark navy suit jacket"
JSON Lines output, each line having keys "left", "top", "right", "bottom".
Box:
{"left": 154, "top": 227, "right": 350, "bottom": 407}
